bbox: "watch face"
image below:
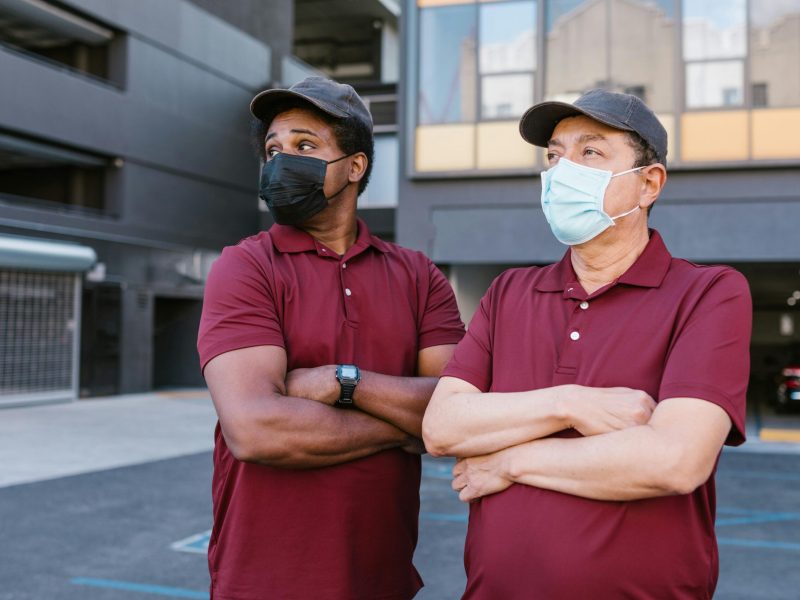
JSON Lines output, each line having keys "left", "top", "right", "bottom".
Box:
{"left": 340, "top": 365, "right": 358, "bottom": 379}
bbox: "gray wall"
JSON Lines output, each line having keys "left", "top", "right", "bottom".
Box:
{"left": 0, "top": 0, "right": 293, "bottom": 393}
{"left": 398, "top": 168, "right": 800, "bottom": 265}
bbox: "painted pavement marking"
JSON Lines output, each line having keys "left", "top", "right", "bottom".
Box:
{"left": 71, "top": 578, "right": 206, "bottom": 598}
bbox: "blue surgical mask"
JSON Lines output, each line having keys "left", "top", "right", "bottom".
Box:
{"left": 540, "top": 158, "right": 643, "bottom": 245}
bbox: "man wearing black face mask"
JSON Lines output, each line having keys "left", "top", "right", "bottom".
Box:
{"left": 196, "top": 77, "right": 465, "bottom": 600}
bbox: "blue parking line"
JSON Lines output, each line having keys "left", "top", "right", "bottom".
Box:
{"left": 71, "top": 578, "right": 207, "bottom": 599}
{"left": 718, "top": 468, "right": 800, "bottom": 482}
{"left": 422, "top": 464, "right": 454, "bottom": 480}
{"left": 420, "top": 511, "right": 468, "bottom": 523}
{"left": 717, "top": 537, "right": 800, "bottom": 551}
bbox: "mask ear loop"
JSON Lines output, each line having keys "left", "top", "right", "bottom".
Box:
{"left": 609, "top": 166, "right": 647, "bottom": 220}
{"left": 325, "top": 152, "right": 358, "bottom": 201}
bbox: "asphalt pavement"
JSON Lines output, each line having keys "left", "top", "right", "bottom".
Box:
{"left": 1, "top": 391, "right": 799, "bottom": 599}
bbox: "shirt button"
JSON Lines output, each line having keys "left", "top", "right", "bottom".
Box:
{"left": 342, "top": 263, "right": 347, "bottom": 269}
{"left": 345, "top": 288, "right": 352, "bottom": 296}
{"left": 569, "top": 331, "right": 580, "bottom": 341}
{"left": 579, "top": 301, "right": 589, "bottom": 310}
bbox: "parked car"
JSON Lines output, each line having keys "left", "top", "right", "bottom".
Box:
{"left": 775, "top": 365, "right": 800, "bottom": 413}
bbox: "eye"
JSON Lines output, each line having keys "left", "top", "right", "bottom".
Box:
{"left": 546, "top": 152, "right": 560, "bottom": 164}
{"left": 583, "top": 147, "right": 601, "bottom": 157}
{"left": 265, "top": 147, "right": 280, "bottom": 159}
{"left": 298, "top": 141, "right": 315, "bottom": 152}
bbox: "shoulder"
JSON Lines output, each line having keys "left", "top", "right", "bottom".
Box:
{"left": 488, "top": 264, "right": 551, "bottom": 296}
{"left": 667, "top": 259, "right": 750, "bottom": 296}
{"left": 376, "top": 239, "right": 443, "bottom": 278}
{"left": 207, "top": 231, "right": 276, "bottom": 287}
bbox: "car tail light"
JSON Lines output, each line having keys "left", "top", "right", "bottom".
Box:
{"left": 786, "top": 379, "right": 800, "bottom": 389}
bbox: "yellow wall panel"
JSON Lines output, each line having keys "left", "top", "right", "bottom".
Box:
{"left": 416, "top": 124, "right": 475, "bottom": 171}
{"left": 752, "top": 109, "right": 800, "bottom": 160}
{"left": 655, "top": 113, "right": 675, "bottom": 165}
{"left": 476, "top": 121, "right": 537, "bottom": 170}
{"left": 680, "top": 111, "right": 749, "bottom": 162}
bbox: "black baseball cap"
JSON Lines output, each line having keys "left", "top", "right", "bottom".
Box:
{"left": 250, "top": 76, "right": 373, "bottom": 131}
{"left": 519, "top": 89, "right": 668, "bottom": 165}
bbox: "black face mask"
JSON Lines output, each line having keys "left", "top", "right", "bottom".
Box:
{"left": 259, "top": 152, "right": 351, "bottom": 226}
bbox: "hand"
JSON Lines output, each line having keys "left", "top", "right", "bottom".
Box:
{"left": 561, "top": 385, "right": 656, "bottom": 437}
{"left": 401, "top": 436, "right": 427, "bottom": 455}
{"left": 285, "top": 366, "right": 339, "bottom": 405}
{"left": 452, "top": 452, "right": 513, "bottom": 502}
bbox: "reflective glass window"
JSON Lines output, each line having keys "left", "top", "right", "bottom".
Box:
{"left": 683, "top": 0, "right": 746, "bottom": 60}
{"left": 750, "top": 0, "right": 800, "bottom": 107}
{"left": 686, "top": 61, "right": 745, "bottom": 108}
{"left": 683, "top": 0, "right": 746, "bottom": 109}
{"left": 608, "top": 0, "right": 674, "bottom": 113}
{"left": 545, "top": 0, "right": 608, "bottom": 101}
{"left": 418, "top": 4, "right": 477, "bottom": 124}
{"left": 479, "top": 1, "right": 536, "bottom": 118}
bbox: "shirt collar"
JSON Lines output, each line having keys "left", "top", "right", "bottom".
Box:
{"left": 270, "top": 218, "right": 391, "bottom": 256}
{"left": 535, "top": 229, "right": 672, "bottom": 293}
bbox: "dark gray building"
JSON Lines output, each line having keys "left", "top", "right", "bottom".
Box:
{"left": 398, "top": 0, "right": 800, "bottom": 410}
{"left": 0, "top": 0, "right": 294, "bottom": 405}
{"left": 0, "top": 0, "right": 403, "bottom": 407}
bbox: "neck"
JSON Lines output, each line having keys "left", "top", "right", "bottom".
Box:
{"left": 570, "top": 225, "right": 650, "bottom": 295}
{"left": 301, "top": 191, "right": 358, "bottom": 255}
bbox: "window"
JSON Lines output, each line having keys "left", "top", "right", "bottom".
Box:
{"left": 479, "top": 1, "right": 536, "bottom": 119}
{"left": 0, "top": 0, "right": 117, "bottom": 82}
{"left": 415, "top": 0, "right": 538, "bottom": 173}
{"left": 749, "top": 0, "right": 800, "bottom": 108}
{"left": 683, "top": 0, "right": 746, "bottom": 108}
{"left": 418, "top": 4, "right": 477, "bottom": 124}
{"left": 545, "top": 0, "right": 674, "bottom": 160}
{"left": 0, "top": 131, "right": 111, "bottom": 214}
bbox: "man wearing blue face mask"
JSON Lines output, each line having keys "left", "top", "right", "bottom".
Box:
{"left": 197, "top": 77, "right": 464, "bottom": 600}
{"left": 423, "top": 89, "right": 752, "bottom": 599}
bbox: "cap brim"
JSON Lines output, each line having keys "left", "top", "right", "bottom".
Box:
{"left": 250, "top": 88, "right": 349, "bottom": 124}
{"left": 519, "top": 101, "right": 634, "bottom": 147}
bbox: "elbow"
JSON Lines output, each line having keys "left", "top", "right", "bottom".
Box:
{"left": 223, "top": 428, "right": 260, "bottom": 463}
{"left": 658, "top": 446, "right": 714, "bottom": 496}
{"left": 221, "top": 417, "right": 282, "bottom": 464}
{"left": 421, "top": 413, "right": 453, "bottom": 457}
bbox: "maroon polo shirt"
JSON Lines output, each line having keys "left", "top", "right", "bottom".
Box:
{"left": 197, "top": 219, "right": 464, "bottom": 600}
{"left": 443, "top": 230, "right": 751, "bottom": 600}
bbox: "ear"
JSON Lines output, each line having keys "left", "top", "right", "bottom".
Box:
{"left": 639, "top": 163, "right": 667, "bottom": 211}
{"left": 348, "top": 152, "right": 368, "bottom": 184}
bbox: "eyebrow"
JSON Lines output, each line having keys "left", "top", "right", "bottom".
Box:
{"left": 265, "top": 128, "right": 321, "bottom": 142}
{"left": 547, "top": 133, "right": 609, "bottom": 147}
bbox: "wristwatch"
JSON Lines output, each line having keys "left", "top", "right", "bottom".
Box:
{"left": 335, "top": 364, "right": 361, "bottom": 408}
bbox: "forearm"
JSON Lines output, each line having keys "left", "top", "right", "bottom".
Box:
{"left": 501, "top": 425, "right": 688, "bottom": 501}
{"left": 423, "top": 386, "right": 569, "bottom": 458}
{"left": 224, "top": 394, "right": 408, "bottom": 469}
{"left": 353, "top": 371, "right": 436, "bottom": 437}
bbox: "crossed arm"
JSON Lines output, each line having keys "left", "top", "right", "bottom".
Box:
{"left": 423, "top": 376, "right": 732, "bottom": 502}
{"left": 204, "top": 344, "right": 455, "bottom": 469}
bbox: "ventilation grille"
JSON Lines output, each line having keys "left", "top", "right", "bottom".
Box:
{"left": 0, "top": 270, "right": 76, "bottom": 398}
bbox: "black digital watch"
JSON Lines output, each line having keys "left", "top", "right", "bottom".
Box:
{"left": 335, "top": 364, "right": 361, "bottom": 408}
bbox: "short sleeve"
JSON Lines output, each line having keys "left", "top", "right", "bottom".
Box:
{"left": 658, "top": 269, "right": 752, "bottom": 446}
{"left": 197, "top": 244, "right": 285, "bottom": 372}
{"left": 417, "top": 260, "right": 465, "bottom": 350}
{"left": 441, "top": 281, "right": 495, "bottom": 392}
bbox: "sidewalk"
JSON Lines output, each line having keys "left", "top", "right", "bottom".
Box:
{"left": 1, "top": 390, "right": 799, "bottom": 489}
{"left": 0, "top": 390, "right": 217, "bottom": 488}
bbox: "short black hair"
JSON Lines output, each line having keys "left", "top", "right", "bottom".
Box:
{"left": 251, "top": 98, "right": 374, "bottom": 196}
{"left": 625, "top": 131, "right": 660, "bottom": 216}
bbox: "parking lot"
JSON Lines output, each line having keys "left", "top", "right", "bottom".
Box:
{"left": 1, "top": 394, "right": 800, "bottom": 599}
